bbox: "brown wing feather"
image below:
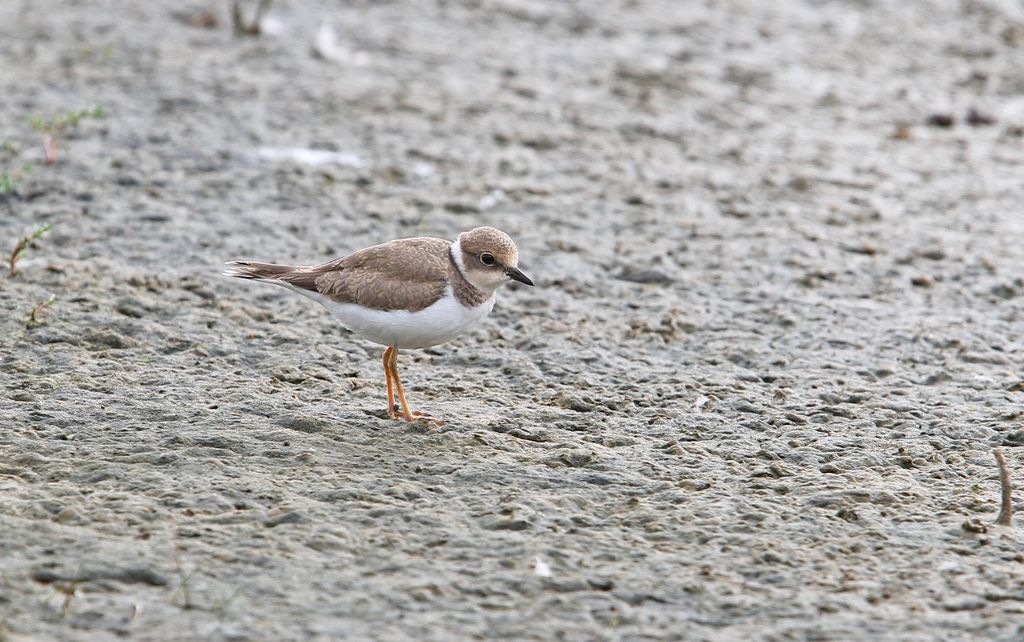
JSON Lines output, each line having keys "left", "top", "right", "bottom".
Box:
{"left": 282, "top": 237, "right": 452, "bottom": 312}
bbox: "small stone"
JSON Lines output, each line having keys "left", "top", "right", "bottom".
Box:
{"left": 542, "top": 578, "right": 588, "bottom": 593}
{"left": 845, "top": 243, "right": 877, "bottom": 255}
{"left": 615, "top": 56, "right": 670, "bottom": 82}
{"left": 110, "top": 567, "right": 169, "bottom": 586}
{"left": 661, "top": 442, "right": 686, "bottom": 456}
{"left": 943, "top": 597, "right": 986, "bottom": 611}
{"left": 921, "top": 372, "right": 952, "bottom": 385}
{"left": 926, "top": 113, "right": 955, "bottom": 128}
{"left": 33, "top": 565, "right": 168, "bottom": 587}
{"left": 85, "top": 331, "right": 138, "bottom": 350}
{"left": 555, "top": 393, "right": 595, "bottom": 413}
{"left": 443, "top": 201, "right": 480, "bottom": 214}
{"left": 32, "top": 569, "right": 62, "bottom": 584}
{"left": 264, "top": 510, "right": 304, "bottom": 528}
{"left": 836, "top": 508, "right": 859, "bottom": 522}
{"left": 962, "top": 519, "right": 988, "bottom": 534}
{"left": 587, "top": 577, "right": 615, "bottom": 591}
{"left": 272, "top": 369, "right": 307, "bottom": 384}
{"left": 278, "top": 417, "right": 329, "bottom": 433}
{"left": 483, "top": 518, "right": 530, "bottom": 531}
{"left": 891, "top": 125, "right": 911, "bottom": 140}
{"left": 54, "top": 507, "right": 82, "bottom": 524}
{"left": 991, "top": 282, "right": 1020, "bottom": 300}
{"left": 787, "top": 175, "right": 812, "bottom": 191}
{"left": 966, "top": 108, "right": 996, "bottom": 126}
{"left": 558, "top": 450, "right": 596, "bottom": 468}
{"left": 616, "top": 266, "right": 673, "bottom": 285}
{"left": 187, "top": 9, "right": 219, "bottom": 29}
{"left": 115, "top": 297, "right": 145, "bottom": 318}
{"left": 761, "top": 551, "right": 785, "bottom": 564}
{"left": 1000, "top": 431, "right": 1024, "bottom": 446}
{"left": 732, "top": 400, "right": 764, "bottom": 414}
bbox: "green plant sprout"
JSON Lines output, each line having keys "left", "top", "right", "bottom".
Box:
{"left": 0, "top": 164, "right": 32, "bottom": 194}
{"left": 25, "top": 294, "right": 56, "bottom": 328}
{"left": 0, "top": 142, "right": 31, "bottom": 194}
{"left": 8, "top": 223, "right": 53, "bottom": 275}
{"left": 0, "top": 174, "right": 16, "bottom": 194}
{"left": 27, "top": 105, "right": 105, "bottom": 164}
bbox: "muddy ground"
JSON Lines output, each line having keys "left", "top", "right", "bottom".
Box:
{"left": 2, "top": 0, "right": 1024, "bottom": 640}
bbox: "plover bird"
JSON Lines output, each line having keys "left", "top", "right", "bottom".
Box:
{"left": 224, "top": 227, "right": 534, "bottom": 424}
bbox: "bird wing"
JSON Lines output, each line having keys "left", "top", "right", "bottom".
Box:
{"left": 281, "top": 237, "right": 453, "bottom": 312}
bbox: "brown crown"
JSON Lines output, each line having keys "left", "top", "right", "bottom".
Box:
{"left": 458, "top": 227, "right": 519, "bottom": 266}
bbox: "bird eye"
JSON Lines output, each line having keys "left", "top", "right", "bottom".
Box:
{"left": 480, "top": 252, "right": 495, "bottom": 266}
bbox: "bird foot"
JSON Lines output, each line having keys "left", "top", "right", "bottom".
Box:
{"left": 411, "top": 411, "right": 446, "bottom": 427}
{"left": 390, "top": 404, "right": 446, "bottom": 426}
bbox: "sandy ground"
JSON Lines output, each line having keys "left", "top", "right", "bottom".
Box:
{"left": 3, "top": 0, "right": 1024, "bottom": 640}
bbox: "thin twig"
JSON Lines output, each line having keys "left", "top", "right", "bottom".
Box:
{"left": 994, "top": 448, "right": 1013, "bottom": 527}
{"left": 231, "top": 0, "right": 271, "bottom": 36}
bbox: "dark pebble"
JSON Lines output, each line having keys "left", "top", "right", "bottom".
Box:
{"left": 925, "top": 113, "right": 955, "bottom": 128}
{"left": 966, "top": 108, "right": 996, "bottom": 126}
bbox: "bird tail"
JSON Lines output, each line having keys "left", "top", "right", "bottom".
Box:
{"left": 222, "top": 261, "right": 297, "bottom": 281}
{"left": 223, "top": 261, "right": 324, "bottom": 295}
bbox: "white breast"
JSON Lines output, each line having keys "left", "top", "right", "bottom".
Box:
{"left": 304, "top": 285, "right": 496, "bottom": 349}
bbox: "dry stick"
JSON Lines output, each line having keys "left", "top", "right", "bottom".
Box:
{"left": 231, "top": 0, "right": 272, "bottom": 35}
{"left": 994, "top": 448, "right": 1013, "bottom": 526}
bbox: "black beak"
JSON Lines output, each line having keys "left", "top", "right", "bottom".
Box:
{"left": 506, "top": 266, "right": 534, "bottom": 286}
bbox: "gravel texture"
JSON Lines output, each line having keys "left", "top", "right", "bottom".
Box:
{"left": 2, "top": 0, "right": 1024, "bottom": 640}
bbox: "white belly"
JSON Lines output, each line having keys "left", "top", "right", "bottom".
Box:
{"left": 305, "top": 286, "right": 496, "bottom": 349}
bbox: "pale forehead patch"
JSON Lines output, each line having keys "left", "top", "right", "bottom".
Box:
{"left": 458, "top": 227, "right": 519, "bottom": 265}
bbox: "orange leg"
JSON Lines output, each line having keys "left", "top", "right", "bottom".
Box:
{"left": 383, "top": 347, "right": 397, "bottom": 419}
{"left": 387, "top": 347, "right": 445, "bottom": 426}
{"left": 388, "top": 347, "right": 415, "bottom": 422}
